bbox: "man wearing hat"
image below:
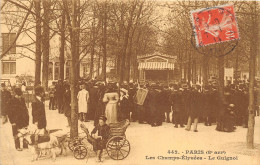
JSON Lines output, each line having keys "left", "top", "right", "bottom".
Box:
{"left": 185, "top": 86, "right": 201, "bottom": 132}
{"left": 181, "top": 84, "right": 190, "bottom": 124}
{"left": 234, "top": 84, "right": 246, "bottom": 126}
{"left": 55, "top": 80, "right": 65, "bottom": 113}
{"left": 202, "top": 85, "right": 213, "bottom": 126}
{"left": 89, "top": 82, "right": 99, "bottom": 122}
{"left": 120, "top": 88, "right": 130, "bottom": 120}
{"left": 8, "top": 87, "right": 29, "bottom": 150}
{"left": 146, "top": 83, "right": 161, "bottom": 127}
{"left": 159, "top": 85, "right": 171, "bottom": 123}
{"left": 170, "top": 85, "right": 185, "bottom": 128}
{"left": 128, "top": 82, "right": 137, "bottom": 122}
{"left": 91, "top": 115, "right": 110, "bottom": 162}
{"left": 1, "top": 83, "right": 11, "bottom": 124}
{"left": 32, "top": 86, "right": 47, "bottom": 138}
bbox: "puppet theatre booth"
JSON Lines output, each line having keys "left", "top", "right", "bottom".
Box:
{"left": 137, "top": 53, "right": 177, "bottom": 83}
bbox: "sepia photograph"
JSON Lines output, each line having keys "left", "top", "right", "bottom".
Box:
{"left": 0, "top": 0, "right": 260, "bottom": 165}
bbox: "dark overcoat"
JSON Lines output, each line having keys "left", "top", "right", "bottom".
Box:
{"left": 63, "top": 90, "right": 71, "bottom": 118}
{"left": 32, "top": 97, "right": 47, "bottom": 129}
{"left": 8, "top": 97, "right": 29, "bottom": 129}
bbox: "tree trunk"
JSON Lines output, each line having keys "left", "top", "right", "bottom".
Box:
{"left": 202, "top": 55, "right": 209, "bottom": 86}
{"left": 59, "top": 10, "right": 65, "bottom": 81}
{"left": 119, "top": 4, "right": 136, "bottom": 83}
{"left": 120, "top": 32, "right": 128, "bottom": 83}
{"left": 76, "top": 0, "right": 80, "bottom": 78}
{"left": 187, "top": 52, "right": 191, "bottom": 84}
{"left": 34, "top": 0, "right": 41, "bottom": 86}
{"left": 179, "top": 51, "right": 183, "bottom": 81}
{"left": 218, "top": 55, "right": 226, "bottom": 119}
{"left": 192, "top": 59, "right": 196, "bottom": 84}
{"left": 97, "top": 45, "right": 101, "bottom": 76}
{"left": 247, "top": 43, "right": 256, "bottom": 149}
{"left": 63, "top": 0, "right": 79, "bottom": 138}
{"left": 132, "top": 30, "right": 141, "bottom": 82}
{"left": 116, "top": 7, "right": 124, "bottom": 78}
{"left": 42, "top": 0, "right": 50, "bottom": 90}
{"left": 234, "top": 52, "right": 239, "bottom": 83}
{"left": 247, "top": 2, "right": 257, "bottom": 149}
{"left": 90, "top": 5, "right": 96, "bottom": 79}
{"left": 125, "top": 3, "right": 142, "bottom": 82}
{"left": 116, "top": 50, "right": 121, "bottom": 77}
{"left": 125, "top": 36, "right": 133, "bottom": 82}
{"left": 102, "top": 2, "right": 107, "bottom": 82}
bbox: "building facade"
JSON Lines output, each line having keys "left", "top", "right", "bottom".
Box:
{"left": 137, "top": 52, "right": 177, "bottom": 84}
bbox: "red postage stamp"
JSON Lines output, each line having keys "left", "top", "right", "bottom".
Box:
{"left": 191, "top": 4, "right": 239, "bottom": 47}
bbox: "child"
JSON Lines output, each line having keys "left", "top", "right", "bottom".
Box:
{"left": 91, "top": 116, "right": 110, "bottom": 162}
{"left": 77, "top": 84, "right": 89, "bottom": 122}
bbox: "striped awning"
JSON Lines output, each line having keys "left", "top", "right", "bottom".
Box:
{"left": 138, "top": 62, "right": 174, "bottom": 70}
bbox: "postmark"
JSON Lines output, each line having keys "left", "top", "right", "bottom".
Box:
{"left": 191, "top": 4, "right": 239, "bottom": 47}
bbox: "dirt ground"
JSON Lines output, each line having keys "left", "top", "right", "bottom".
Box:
{"left": 0, "top": 102, "right": 259, "bottom": 165}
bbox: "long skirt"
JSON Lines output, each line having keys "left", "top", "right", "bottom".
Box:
{"left": 105, "top": 103, "right": 118, "bottom": 124}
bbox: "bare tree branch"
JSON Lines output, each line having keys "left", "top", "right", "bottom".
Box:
{"left": 1, "top": 2, "right": 33, "bottom": 59}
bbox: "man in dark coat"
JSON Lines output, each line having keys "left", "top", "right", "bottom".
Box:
{"left": 242, "top": 88, "right": 249, "bottom": 128}
{"left": 120, "top": 88, "right": 130, "bottom": 121}
{"left": 55, "top": 80, "right": 65, "bottom": 113}
{"left": 171, "top": 87, "right": 185, "bottom": 128}
{"left": 1, "top": 83, "right": 11, "bottom": 124}
{"left": 137, "top": 83, "right": 147, "bottom": 124}
{"left": 89, "top": 83, "right": 99, "bottom": 120}
{"left": 211, "top": 86, "right": 219, "bottom": 123}
{"left": 143, "top": 84, "right": 150, "bottom": 124}
{"left": 234, "top": 84, "right": 246, "bottom": 126}
{"left": 216, "top": 87, "right": 237, "bottom": 132}
{"left": 155, "top": 86, "right": 164, "bottom": 126}
{"left": 222, "top": 104, "right": 236, "bottom": 132}
{"left": 146, "top": 84, "right": 160, "bottom": 127}
{"left": 32, "top": 86, "right": 47, "bottom": 132}
{"left": 170, "top": 86, "right": 178, "bottom": 125}
{"left": 94, "top": 82, "right": 106, "bottom": 126}
{"left": 181, "top": 84, "right": 191, "bottom": 124}
{"left": 63, "top": 84, "right": 71, "bottom": 127}
{"left": 48, "top": 81, "right": 56, "bottom": 110}
{"left": 202, "top": 86, "right": 213, "bottom": 126}
{"left": 185, "top": 86, "right": 201, "bottom": 132}
{"left": 160, "top": 85, "right": 171, "bottom": 123}
{"left": 8, "top": 87, "right": 29, "bottom": 150}
{"left": 128, "top": 83, "right": 137, "bottom": 122}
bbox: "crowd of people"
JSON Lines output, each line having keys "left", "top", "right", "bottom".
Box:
{"left": 0, "top": 78, "right": 259, "bottom": 152}
{"left": 46, "top": 78, "right": 259, "bottom": 133}
{"left": 0, "top": 83, "right": 47, "bottom": 151}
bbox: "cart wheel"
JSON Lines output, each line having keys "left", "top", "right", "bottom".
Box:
{"left": 73, "top": 145, "right": 88, "bottom": 160}
{"left": 68, "top": 137, "right": 82, "bottom": 151}
{"left": 106, "top": 136, "right": 130, "bottom": 160}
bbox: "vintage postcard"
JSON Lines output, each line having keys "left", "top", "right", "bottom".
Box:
{"left": 0, "top": 0, "right": 259, "bottom": 165}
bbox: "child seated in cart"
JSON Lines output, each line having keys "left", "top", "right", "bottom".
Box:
{"left": 91, "top": 115, "right": 110, "bottom": 162}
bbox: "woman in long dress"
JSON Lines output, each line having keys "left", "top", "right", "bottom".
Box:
{"left": 77, "top": 84, "right": 89, "bottom": 122}
{"left": 103, "top": 83, "right": 119, "bottom": 124}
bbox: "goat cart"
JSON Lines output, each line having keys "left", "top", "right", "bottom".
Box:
{"left": 70, "top": 119, "right": 131, "bottom": 160}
